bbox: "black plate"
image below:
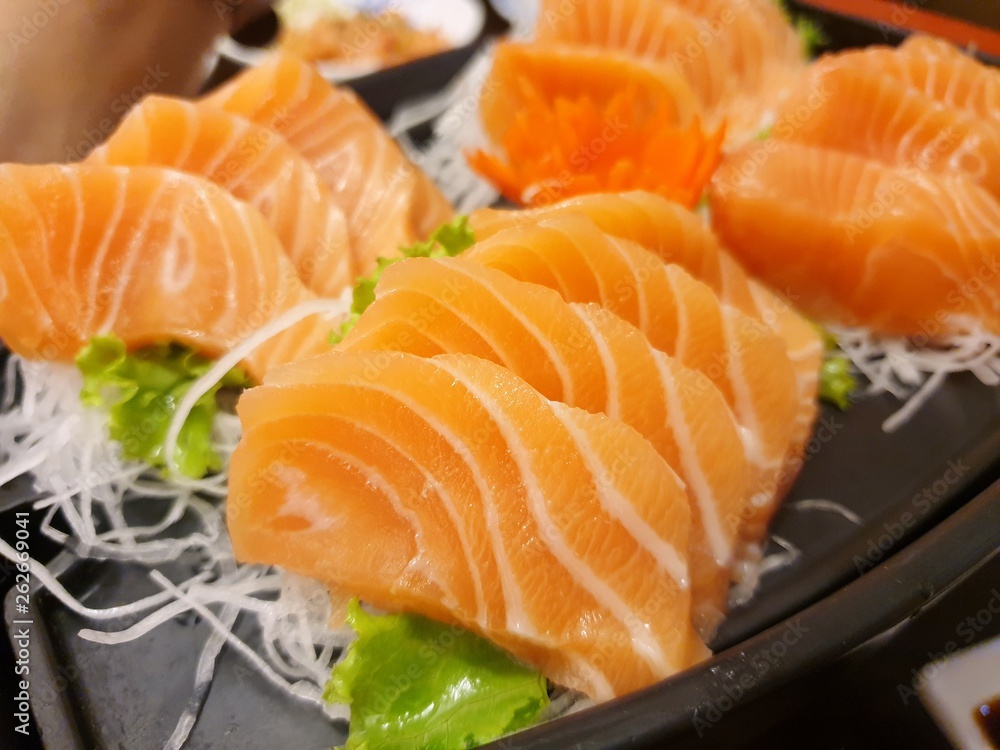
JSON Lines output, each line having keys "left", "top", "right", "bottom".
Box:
{"left": 6, "top": 373, "right": 999, "bottom": 749}
{"left": 5, "top": 6, "right": 1000, "bottom": 749}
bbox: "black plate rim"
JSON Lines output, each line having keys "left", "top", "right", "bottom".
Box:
{"left": 481, "top": 481, "right": 1000, "bottom": 749}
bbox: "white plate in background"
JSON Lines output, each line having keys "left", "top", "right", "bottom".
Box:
{"left": 217, "top": 0, "right": 486, "bottom": 82}
{"left": 919, "top": 634, "right": 1000, "bottom": 749}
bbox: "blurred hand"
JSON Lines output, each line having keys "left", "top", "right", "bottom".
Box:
{"left": 0, "top": 0, "right": 247, "bottom": 163}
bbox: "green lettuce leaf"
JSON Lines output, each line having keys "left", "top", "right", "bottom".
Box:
{"left": 330, "top": 216, "right": 475, "bottom": 344}
{"left": 795, "top": 16, "right": 828, "bottom": 58}
{"left": 76, "top": 336, "right": 249, "bottom": 478}
{"left": 819, "top": 330, "right": 856, "bottom": 410}
{"left": 325, "top": 600, "right": 548, "bottom": 750}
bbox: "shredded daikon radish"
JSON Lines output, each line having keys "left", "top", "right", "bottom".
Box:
{"left": 729, "top": 536, "right": 802, "bottom": 608}
{"left": 791, "top": 498, "right": 862, "bottom": 526}
{"left": 832, "top": 325, "right": 1000, "bottom": 431}
{"left": 164, "top": 603, "right": 239, "bottom": 750}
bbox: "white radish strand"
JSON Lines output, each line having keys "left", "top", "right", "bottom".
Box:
{"left": 164, "top": 603, "right": 239, "bottom": 750}
{"left": 163, "top": 294, "right": 350, "bottom": 479}
{"left": 147, "top": 570, "right": 334, "bottom": 711}
{"left": 790, "top": 498, "right": 862, "bottom": 526}
{"left": 0, "top": 536, "right": 209, "bottom": 620}
{"left": 832, "top": 325, "right": 1000, "bottom": 431}
{"left": 730, "top": 535, "right": 802, "bottom": 608}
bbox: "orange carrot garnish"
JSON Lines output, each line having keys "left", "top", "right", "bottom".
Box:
{"left": 467, "top": 78, "right": 725, "bottom": 208}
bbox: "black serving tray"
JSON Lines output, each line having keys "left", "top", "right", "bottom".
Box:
{"left": 4, "top": 4, "right": 1000, "bottom": 749}
{"left": 202, "top": 3, "right": 510, "bottom": 121}
{"left": 5, "top": 373, "right": 999, "bottom": 750}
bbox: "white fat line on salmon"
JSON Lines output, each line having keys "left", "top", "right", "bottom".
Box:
{"left": 607, "top": 236, "right": 652, "bottom": 333}
{"left": 558, "top": 244, "right": 599, "bottom": 302}
{"left": 721, "top": 307, "right": 779, "bottom": 470}
{"left": 654, "top": 351, "right": 733, "bottom": 567}
{"left": 291, "top": 102, "right": 341, "bottom": 158}
{"left": 82, "top": 170, "right": 128, "bottom": 333}
{"left": 570, "top": 305, "right": 621, "bottom": 421}
{"left": 163, "top": 295, "right": 350, "bottom": 475}
{"left": 160, "top": 218, "right": 198, "bottom": 295}
{"left": 340, "top": 380, "right": 500, "bottom": 631}
{"left": 289, "top": 180, "right": 314, "bottom": 268}
{"left": 281, "top": 443, "right": 457, "bottom": 611}
{"left": 443, "top": 261, "right": 579, "bottom": 403}
{"left": 269, "top": 465, "right": 338, "bottom": 532}
{"left": 552, "top": 403, "right": 690, "bottom": 588}
{"left": 944, "top": 182, "right": 1000, "bottom": 250}
{"left": 5, "top": 193, "right": 56, "bottom": 330}
{"left": 205, "top": 119, "right": 252, "bottom": 188}
{"left": 217, "top": 188, "right": 243, "bottom": 332}
{"left": 65, "top": 171, "right": 86, "bottom": 311}
{"left": 172, "top": 104, "right": 202, "bottom": 171}
{"left": 433, "top": 357, "right": 678, "bottom": 676}
{"left": 623, "top": 2, "right": 647, "bottom": 53}
{"left": 275, "top": 74, "right": 320, "bottom": 144}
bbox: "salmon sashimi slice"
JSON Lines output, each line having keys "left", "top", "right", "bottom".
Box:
{"left": 337, "top": 256, "right": 752, "bottom": 631}
{"left": 710, "top": 140, "right": 1000, "bottom": 336}
{"left": 464, "top": 215, "right": 800, "bottom": 541}
{"left": 895, "top": 35, "right": 1000, "bottom": 120}
{"left": 479, "top": 42, "right": 703, "bottom": 147}
{"left": 773, "top": 62, "right": 1000, "bottom": 198}
{"left": 88, "top": 95, "right": 354, "bottom": 297}
{"left": 472, "top": 191, "right": 726, "bottom": 285}
{"left": 202, "top": 53, "right": 454, "bottom": 274}
{"left": 532, "top": 0, "right": 805, "bottom": 141}
{"left": 0, "top": 164, "right": 334, "bottom": 383}
{"left": 471, "top": 43, "right": 725, "bottom": 207}
{"left": 666, "top": 0, "right": 804, "bottom": 66}
{"left": 470, "top": 193, "right": 822, "bottom": 480}
{"left": 533, "top": 0, "right": 732, "bottom": 115}
{"left": 229, "top": 350, "right": 703, "bottom": 699}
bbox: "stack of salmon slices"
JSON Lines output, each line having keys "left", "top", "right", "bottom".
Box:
{"left": 227, "top": 190, "right": 820, "bottom": 700}
{"left": 711, "top": 36, "right": 1000, "bottom": 337}
{"left": 467, "top": 0, "right": 810, "bottom": 206}
{"left": 0, "top": 54, "right": 454, "bottom": 382}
